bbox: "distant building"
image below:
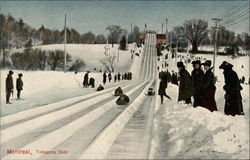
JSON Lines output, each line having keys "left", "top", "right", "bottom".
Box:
{"left": 139, "top": 33, "right": 145, "bottom": 44}
{"left": 156, "top": 34, "right": 166, "bottom": 45}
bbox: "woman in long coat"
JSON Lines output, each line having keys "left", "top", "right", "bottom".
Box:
{"left": 219, "top": 61, "right": 244, "bottom": 116}
{"left": 177, "top": 62, "right": 192, "bottom": 104}
{"left": 200, "top": 60, "right": 217, "bottom": 112}
{"left": 83, "top": 71, "right": 89, "bottom": 88}
{"left": 103, "top": 71, "right": 107, "bottom": 84}
{"left": 191, "top": 60, "right": 204, "bottom": 107}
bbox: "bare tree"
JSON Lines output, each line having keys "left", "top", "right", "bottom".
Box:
{"left": 99, "top": 51, "right": 117, "bottom": 72}
{"left": 183, "top": 19, "right": 208, "bottom": 53}
{"left": 106, "top": 25, "right": 123, "bottom": 47}
{"left": 35, "top": 49, "right": 48, "bottom": 70}
{"left": 0, "top": 14, "right": 13, "bottom": 66}
{"left": 47, "top": 50, "right": 71, "bottom": 71}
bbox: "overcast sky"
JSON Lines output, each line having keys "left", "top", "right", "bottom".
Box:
{"left": 1, "top": 0, "right": 249, "bottom": 35}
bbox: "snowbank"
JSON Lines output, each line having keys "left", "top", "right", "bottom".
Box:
{"left": 151, "top": 50, "right": 249, "bottom": 159}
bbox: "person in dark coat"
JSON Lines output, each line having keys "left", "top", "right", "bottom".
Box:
{"left": 171, "top": 71, "right": 178, "bottom": 85}
{"left": 116, "top": 94, "right": 130, "bottom": 105}
{"left": 89, "top": 77, "right": 95, "bottom": 88}
{"left": 16, "top": 73, "right": 23, "bottom": 99}
{"left": 124, "top": 73, "right": 127, "bottom": 80}
{"left": 108, "top": 72, "right": 112, "bottom": 83}
{"left": 219, "top": 61, "right": 244, "bottom": 116}
{"left": 114, "top": 75, "right": 117, "bottom": 82}
{"left": 6, "top": 70, "right": 14, "bottom": 104}
{"left": 158, "top": 78, "right": 171, "bottom": 104}
{"left": 200, "top": 60, "right": 217, "bottom": 112}
{"left": 97, "top": 84, "right": 104, "bottom": 91}
{"left": 166, "top": 70, "right": 172, "bottom": 82}
{"left": 191, "top": 60, "right": 204, "bottom": 107}
{"left": 114, "top": 87, "right": 123, "bottom": 96}
{"left": 117, "top": 72, "right": 121, "bottom": 82}
{"left": 103, "top": 71, "right": 107, "bottom": 84}
{"left": 241, "top": 76, "right": 245, "bottom": 84}
{"left": 83, "top": 71, "right": 90, "bottom": 88}
{"left": 177, "top": 62, "right": 192, "bottom": 104}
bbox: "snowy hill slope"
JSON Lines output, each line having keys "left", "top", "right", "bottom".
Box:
{"left": 33, "top": 44, "right": 138, "bottom": 72}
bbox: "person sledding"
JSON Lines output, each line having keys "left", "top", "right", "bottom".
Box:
{"left": 116, "top": 94, "right": 130, "bottom": 105}
{"left": 114, "top": 87, "right": 123, "bottom": 96}
{"left": 146, "top": 88, "right": 155, "bottom": 96}
{"left": 96, "top": 84, "right": 104, "bottom": 91}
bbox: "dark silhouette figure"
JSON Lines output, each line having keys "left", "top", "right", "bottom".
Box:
{"left": 108, "top": 73, "right": 112, "bottom": 83}
{"left": 16, "top": 73, "right": 23, "bottom": 99}
{"left": 89, "top": 78, "right": 95, "bottom": 88}
{"left": 158, "top": 78, "right": 171, "bottom": 104}
{"left": 6, "top": 70, "right": 14, "bottom": 104}
{"left": 114, "top": 87, "right": 123, "bottom": 96}
{"left": 97, "top": 84, "right": 104, "bottom": 91}
{"left": 83, "top": 71, "right": 90, "bottom": 88}
{"left": 191, "top": 61, "right": 204, "bottom": 107}
{"left": 116, "top": 94, "right": 130, "bottom": 105}
{"left": 219, "top": 61, "right": 244, "bottom": 116}
{"left": 117, "top": 72, "right": 121, "bottom": 82}
{"left": 200, "top": 60, "right": 217, "bottom": 112}
{"left": 177, "top": 62, "right": 192, "bottom": 104}
{"left": 103, "top": 71, "right": 107, "bottom": 84}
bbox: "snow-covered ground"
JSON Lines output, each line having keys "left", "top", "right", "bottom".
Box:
{"left": 150, "top": 50, "right": 249, "bottom": 159}
{"left": 1, "top": 43, "right": 143, "bottom": 116}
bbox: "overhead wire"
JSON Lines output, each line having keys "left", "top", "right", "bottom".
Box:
{"left": 217, "top": 1, "right": 247, "bottom": 19}
{"left": 221, "top": 8, "right": 249, "bottom": 25}
{"left": 218, "top": 1, "right": 248, "bottom": 19}
{"left": 223, "top": 16, "right": 248, "bottom": 27}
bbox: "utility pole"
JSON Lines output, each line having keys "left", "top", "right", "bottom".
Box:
{"left": 64, "top": 14, "right": 67, "bottom": 73}
{"left": 162, "top": 23, "right": 163, "bottom": 34}
{"left": 211, "top": 18, "right": 222, "bottom": 75}
{"left": 166, "top": 18, "right": 168, "bottom": 45}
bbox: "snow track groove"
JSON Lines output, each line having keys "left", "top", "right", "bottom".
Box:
{"left": 1, "top": 81, "right": 141, "bottom": 144}
{"left": 105, "top": 81, "right": 157, "bottom": 159}
{"left": 1, "top": 81, "right": 129, "bottom": 128}
{"left": 80, "top": 80, "right": 155, "bottom": 159}
{"left": 2, "top": 81, "right": 148, "bottom": 159}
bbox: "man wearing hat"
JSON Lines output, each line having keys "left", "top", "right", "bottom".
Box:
{"left": 200, "top": 60, "right": 217, "bottom": 112}
{"left": 191, "top": 60, "right": 204, "bottom": 107}
{"left": 5, "top": 70, "right": 14, "bottom": 104}
{"left": 83, "top": 71, "right": 90, "bottom": 88}
{"left": 177, "top": 61, "right": 192, "bottom": 104}
{"left": 219, "top": 61, "right": 244, "bottom": 116}
{"left": 16, "top": 73, "right": 24, "bottom": 99}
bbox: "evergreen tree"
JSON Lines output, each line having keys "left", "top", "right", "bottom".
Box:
{"left": 119, "top": 35, "right": 127, "bottom": 50}
{"left": 25, "top": 38, "right": 32, "bottom": 48}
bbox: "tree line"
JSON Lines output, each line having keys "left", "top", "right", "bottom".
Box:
{"left": 169, "top": 19, "right": 250, "bottom": 54}
{"left": 10, "top": 48, "right": 85, "bottom": 72}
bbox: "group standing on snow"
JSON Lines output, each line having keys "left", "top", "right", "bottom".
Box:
{"left": 5, "top": 70, "right": 24, "bottom": 104}
{"left": 158, "top": 59, "right": 245, "bottom": 116}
